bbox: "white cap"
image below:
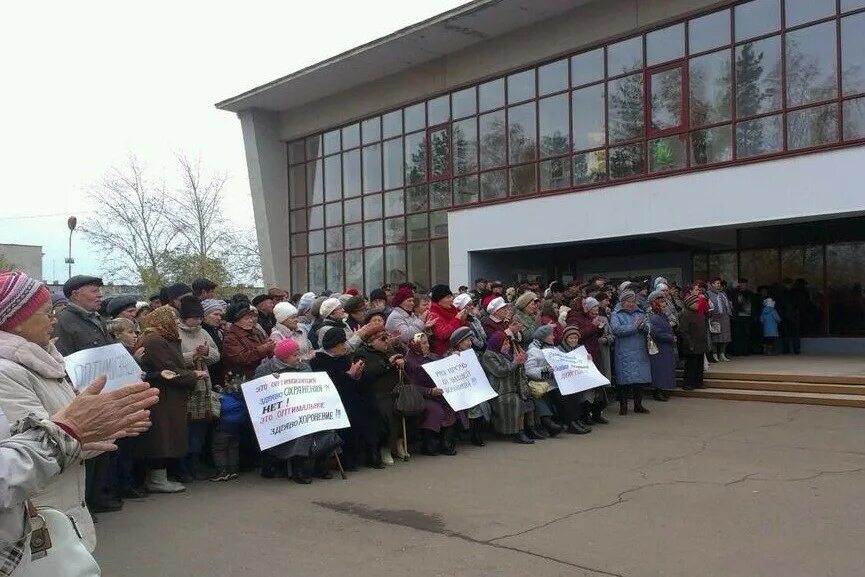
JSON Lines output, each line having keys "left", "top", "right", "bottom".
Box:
{"left": 453, "top": 293, "right": 472, "bottom": 310}
{"left": 486, "top": 296, "right": 507, "bottom": 314}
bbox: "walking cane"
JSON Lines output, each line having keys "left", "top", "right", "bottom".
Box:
{"left": 333, "top": 451, "right": 347, "bottom": 480}
{"left": 401, "top": 416, "right": 410, "bottom": 461}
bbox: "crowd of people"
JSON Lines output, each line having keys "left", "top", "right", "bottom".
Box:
{"left": 0, "top": 267, "right": 799, "bottom": 571}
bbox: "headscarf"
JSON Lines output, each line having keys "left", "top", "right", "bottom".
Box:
{"left": 486, "top": 331, "right": 512, "bottom": 360}
{"left": 407, "top": 332, "right": 428, "bottom": 355}
{"left": 140, "top": 305, "right": 179, "bottom": 342}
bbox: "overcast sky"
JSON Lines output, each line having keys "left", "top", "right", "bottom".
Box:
{"left": 0, "top": 0, "right": 468, "bottom": 283}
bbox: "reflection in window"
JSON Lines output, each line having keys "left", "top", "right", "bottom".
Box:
{"left": 345, "top": 224, "right": 363, "bottom": 249}
{"left": 308, "top": 230, "right": 324, "bottom": 254}
{"left": 540, "top": 157, "right": 571, "bottom": 191}
{"left": 508, "top": 103, "right": 537, "bottom": 163}
{"left": 785, "top": 0, "right": 836, "bottom": 28}
{"left": 689, "top": 10, "right": 730, "bottom": 54}
{"left": 385, "top": 245, "right": 407, "bottom": 287}
{"left": 306, "top": 159, "right": 323, "bottom": 204}
{"left": 406, "top": 185, "right": 428, "bottom": 213}
{"left": 382, "top": 110, "right": 402, "bottom": 139}
{"left": 428, "top": 95, "right": 450, "bottom": 125}
{"left": 452, "top": 87, "right": 477, "bottom": 119}
{"left": 736, "top": 114, "right": 783, "bottom": 158}
{"left": 383, "top": 138, "right": 404, "bottom": 189}
{"left": 646, "top": 24, "right": 684, "bottom": 66}
{"left": 607, "top": 36, "right": 643, "bottom": 76}
{"left": 608, "top": 144, "right": 643, "bottom": 179}
{"left": 709, "top": 252, "right": 739, "bottom": 284}
{"left": 480, "top": 169, "right": 507, "bottom": 201}
{"left": 404, "top": 103, "right": 425, "bottom": 132}
{"left": 407, "top": 213, "right": 429, "bottom": 240}
{"left": 841, "top": 13, "right": 865, "bottom": 96}
{"left": 364, "top": 247, "right": 384, "bottom": 295}
{"left": 827, "top": 242, "right": 865, "bottom": 335}
{"left": 843, "top": 97, "right": 865, "bottom": 140}
{"left": 480, "top": 110, "right": 506, "bottom": 169}
{"left": 291, "top": 257, "right": 308, "bottom": 292}
{"left": 344, "top": 198, "right": 362, "bottom": 223}
{"left": 384, "top": 189, "right": 404, "bottom": 217}
{"left": 430, "top": 181, "right": 452, "bottom": 210}
{"left": 509, "top": 164, "right": 537, "bottom": 196}
{"left": 781, "top": 245, "right": 824, "bottom": 335}
{"left": 735, "top": 0, "right": 780, "bottom": 42}
{"left": 324, "top": 155, "right": 341, "bottom": 201}
{"left": 364, "top": 220, "right": 383, "bottom": 245}
{"left": 573, "top": 150, "right": 607, "bottom": 184}
{"left": 571, "top": 48, "right": 604, "bottom": 87}
{"left": 735, "top": 36, "right": 782, "bottom": 117}
{"left": 342, "top": 150, "right": 360, "bottom": 198}
{"left": 363, "top": 193, "right": 383, "bottom": 220}
{"left": 430, "top": 211, "right": 448, "bottom": 237}
{"left": 384, "top": 217, "right": 405, "bottom": 243}
{"left": 453, "top": 118, "right": 478, "bottom": 175}
{"left": 404, "top": 132, "right": 426, "bottom": 185}
{"left": 345, "top": 249, "right": 363, "bottom": 291}
{"left": 430, "top": 238, "right": 449, "bottom": 287}
{"left": 407, "top": 243, "right": 430, "bottom": 292}
{"left": 479, "top": 78, "right": 505, "bottom": 112}
{"left": 362, "top": 144, "right": 381, "bottom": 193}
{"left": 428, "top": 128, "right": 450, "bottom": 180}
{"left": 787, "top": 103, "right": 838, "bottom": 149}
{"left": 785, "top": 22, "right": 837, "bottom": 107}
{"left": 739, "top": 249, "right": 779, "bottom": 289}
{"left": 309, "top": 255, "right": 325, "bottom": 293}
{"left": 362, "top": 117, "right": 380, "bottom": 145}
{"left": 691, "top": 125, "right": 733, "bottom": 165}
{"left": 649, "top": 135, "right": 687, "bottom": 173}
{"left": 290, "top": 233, "right": 307, "bottom": 255}
{"left": 690, "top": 50, "right": 732, "bottom": 127}
{"left": 650, "top": 68, "right": 683, "bottom": 131}
{"left": 325, "top": 227, "right": 342, "bottom": 252}
{"left": 325, "top": 202, "right": 342, "bottom": 227}
{"left": 508, "top": 70, "right": 535, "bottom": 104}
{"left": 454, "top": 175, "right": 479, "bottom": 205}
{"left": 539, "top": 59, "right": 568, "bottom": 96}
{"left": 539, "top": 94, "right": 569, "bottom": 158}
{"left": 572, "top": 84, "right": 606, "bottom": 151}
{"left": 608, "top": 73, "right": 644, "bottom": 143}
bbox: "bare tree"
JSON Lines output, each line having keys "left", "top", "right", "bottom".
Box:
{"left": 80, "top": 155, "right": 178, "bottom": 286}
{"left": 173, "top": 153, "right": 230, "bottom": 258}
{"left": 226, "top": 227, "right": 263, "bottom": 286}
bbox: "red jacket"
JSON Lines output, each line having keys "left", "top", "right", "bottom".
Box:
{"left": 428, "top": 302, "right": 466, "bottom": 356}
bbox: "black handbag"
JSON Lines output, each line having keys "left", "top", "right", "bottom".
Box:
{"left": 392, "top": 369, "right": 425, "bottom": 416}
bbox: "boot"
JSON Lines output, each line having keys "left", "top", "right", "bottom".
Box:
{"left": 290, "top": 457, "right": 312, "bottom": 484}
{"left": 380, "top": 447, "right": 395, "bottom": 466}
{"left": 526, "top": 424, "right": 546, "bottom": 440}
{"left": 394, "top": 441, "right": 411, "bottom": 461}
{"left": 619, "top": 400, "right": 628, "bottom": 416}
{"left": 146, "top": 469, "right": 186, "bottom": 493}
{"left": 439, "top": 427, "right": 457, "bottom": 456}
{"left": 366, "top": 446, "right": 385, "bottom": 469}
{"left": 512, "top": 431, "right": 534, "bottom": 444}
{"left": 314, "top": 457, "right": 333, "bottom": 479}
{"left": 421, "top": 430, "right": 439, "bottom": 456}
{"left": 592, "top": 400, "right": 610, "bottom": 424}
{"left": 577, "top": 402, "right": 594, "bottom": 431}
{"left": 567, "top": 421, "right": 590, "bottom": 434}
{"left": 720, "top": 353, "right": 730, "bottom": 362}
{"left": 633, "top": 387, "right": 650, "bottom": 414}
{"left": 469, "top": 418, "right": 486, "bottom": 447}
{"left": 540, "top": 416, "right": 562, "bottom": 437}
{"left": 652, "top": 389, "right": 669, "bottom": 402}
{"left": 260, "top": 453, "right": 280, "bottom": 479}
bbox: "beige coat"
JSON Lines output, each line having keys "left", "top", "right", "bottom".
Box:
{"left": 178, "top": 323, "right": 220, "bottom": 421}
{"left": 0, "top": 330, "right": 96, "bottom": 551}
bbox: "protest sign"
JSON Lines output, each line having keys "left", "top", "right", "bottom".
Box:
{"left": 241, "top": 371, "right": 350, "bottom": 451}
{"left": 420, "top": 351, "right": 497, "bottom": 412}
{"left": 64, "top": 343, "right": 143, "bottom": 393}
{"left": 541, "top": 346, "right": 610, "bottom": 395}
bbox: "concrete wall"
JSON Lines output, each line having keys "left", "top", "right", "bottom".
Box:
{"left": 0, "top": 244, "right": 43, "bottom": 280}
{"left": 278, "top": 0, "right": 731, "bottom": 140}
{"left": 448, "top": 147, "right": 865, "bottom": 285}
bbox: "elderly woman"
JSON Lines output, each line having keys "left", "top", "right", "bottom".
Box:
{"left": 427, "top": 284, "right": 467, "bottom": 356}
{"left": 610, "top": 289, "right": 651, "bottom": 415}
{"left": 565, "top": 301, "right": 610, "bottom": 425}
{"left": 680, "top": 292, "right": 709, "bottom": 389}
{"left": 511, "top": 291, "right": 541, "bottom": 348}
{"left": 270, "top": 301, "right": 313, "bottom": 359}
{"left": 136, "top": 305, "right": 208, "bottom": 493}
{"left": 312, "top": 297, "right": 374, "bottom": 352}
{"left": 385, "top": 286, "right": 430, "bottom": 344}
{"left": 353, "top": 327, "right": 407, "bottom": 464}
{"left": 222, "top": 302, "right": 275, "bottom": 381}
{"left": 647, "top": 290, "right": 676, "bottom": 401}
{"left": 481, "top": 297, "right": 511, "bottom": 336}
{"left": 707, "top": 277, "right": 733, "bottom": 362}
{"left": 452, "top": 293, "right": 487, "bottom": 351}
{"left": 523, "top": 325, "right": 567, "bottom": 437}
{"left": 481, "top": 330, "right": 534, "bottom": 444}
{"left": 403, "top": 333, "right": 464, "bottom": 456}
{"left": 201, "top": 299, "right": 226, "bottom": 387}
{"left": 448, "top": 326, "right": 490, "bottom": 447}
{"left": 557, "top": 325, "right": 605, "bottom": 431}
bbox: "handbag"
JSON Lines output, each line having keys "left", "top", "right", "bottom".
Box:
{"left": 709, "top": 320, "right": 722, "bottom": 334}
{"left": 208, "top": 390, "right": 222, "bottom": 419}
{"left": 309, "top": 431, "right": 343, "bottom": 459}
{"left": 24, "top": 502, "right": 100, "bottom": 577}
{"left": 647, "top": 335, "right": 659, "bottom": 355}
{"left": 392, "top": 369, "right": 425, "bottom": 416}
{"left": 527, "top": 380, "right": 551, "bottom": 399}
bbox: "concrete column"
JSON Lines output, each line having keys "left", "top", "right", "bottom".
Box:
{"left": 239, "top": 109, "right": 289, "bottom": 289}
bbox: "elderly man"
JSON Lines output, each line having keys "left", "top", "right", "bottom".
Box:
{"left": 252, "top": 294, "right": 276, "bottom": 336}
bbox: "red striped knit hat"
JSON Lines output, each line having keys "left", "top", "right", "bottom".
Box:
{"left": 0, "top": 271, "right": 51, "bottom": 332}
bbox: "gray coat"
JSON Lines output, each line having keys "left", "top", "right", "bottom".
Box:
{"left": 54, "top": 303, "right": 113, "bottom": 356}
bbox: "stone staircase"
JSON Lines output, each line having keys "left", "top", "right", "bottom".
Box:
{"left": 672, "top": 368, "right": 865, "bottom": 408}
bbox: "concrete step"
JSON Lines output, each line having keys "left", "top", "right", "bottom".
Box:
{"left": 675, "top": 378, "right": 865, "bottom": 396}
{"left": 670, "top": 387, "right": 865, "bottom": 408}
{"left": 675, "top": 369, "right": 865, "bottom": 386}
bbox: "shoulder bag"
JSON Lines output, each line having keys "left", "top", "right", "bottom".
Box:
{"left": 24, "top": 502, "right": 100, "bottom": 577}
{"left": 392, "top": 369, "right": 425, "bottom": 416}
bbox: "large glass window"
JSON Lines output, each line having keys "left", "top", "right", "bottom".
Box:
{"left": 453, "top": 118, "right": 478, "bottom": 174}
{"left": 572, "top": 84, "right": 606, "bottom": 151}
{"left": 689, "top": 10, "right": 730, "bottom": 54}
{"left": 539, "top": 94, "right": 569, "bottom": 158}
{"left": 785, "top": 22, "right": 837, "bottom": 107}
{"left": 690, "top": 50, "right": 732, "bottom": 126}
{"left": 735, "top": 0, "right": 780, "bottom": 42}
{"left": 841, "top": 13, "right": 865, "bottom": 96}
{"left": 608, "top": 73, "right": 644, "bottom": 143}
{"left": 508, "top": 103, "right": 536, "bottom": 163}
{"left": 735, "top": 36, "right": 783, "bottom": 117}
{"left": 479, "top": 110, "right": 506, "bottom": 169}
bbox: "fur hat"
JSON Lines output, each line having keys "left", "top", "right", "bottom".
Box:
{"left": 178, "top": 295, "right": 205, "bottom": 319}
{"left": 273, "top": 301, "right": 298, "bottom": 323}
{"left": 430, "top": 284, "right": 453, "bottom": 303}
{"left": 320, "top": 327, "right": 347, "bottom": 349}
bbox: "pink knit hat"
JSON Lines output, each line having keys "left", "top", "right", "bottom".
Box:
{"left": 274, "top": 338, "right": 300, "bottom": 359}
{"left": 0, "top": 271, "right": 51, "bottom": 332}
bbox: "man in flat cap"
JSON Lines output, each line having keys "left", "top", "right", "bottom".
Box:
{"left": 252, "top": 293, "right": 276, "bottom": 336}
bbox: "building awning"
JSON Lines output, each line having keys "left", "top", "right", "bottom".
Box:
{"left": 215, "top": 0, "right": 588, "bottom": 113}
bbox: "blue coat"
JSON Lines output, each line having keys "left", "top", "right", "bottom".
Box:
{"left": 610, "top": 306, "right": 652, "bottom": 385}
{"left": 648, "top": 312, "right": 676, "bottom": 390}
{"left": 760, "top": 306, "right": 781, "bottom": 337}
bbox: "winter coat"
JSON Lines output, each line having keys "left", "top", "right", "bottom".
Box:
{"left": 270, "top": 323, "right": 314, "bottom": 360}
{"left": 202, "top": 322, "right": 225, "bottom": 387}
{"left": 525, "top": 341, "right": 557, "bottom": 390}
{"left": 481, "top": 349, "right": 530, "bottom": 435}
{"left": 222, "top": 323, "right": 272, "bottom": 380}
{"left": 708, "top": 288, "right": 733, "bottom": 343}
{"left": 571, "top": 311, "right": 602, "bottom": 370}
{"left": 310, "top": 351, "right": 383, "bottom": 445}
{"left": 511, "top": 309, "right": 539, "bottom": 349}
{"left": 314, "top": 319, "right": 363, "bottom": 353}
{"left": 403, "top": 350, "right": 465, "bottom": 432}
{"left": 761, "top": 306, "right": 782, "bottom": 337}
{"left": 427, "top": 303, "right": 465, "bottom": 356}
{"left": 385, "top": 307, "right": 427, "bottom": 344}
{"left": 353, "top": 344, "right": 401, "bottom": 447}
{"left": 137, "top": 333, "right": 197, "bottom": 460}
{"left": 178, "top": 323, "right": 220, "bottom": 421}
{"left": 609, "top": 306, "right": 651, "bottom": 385}
{"left": 679, "top": 308, "right": 709, "bottom": 355}
{"left": 0, "top": 331, "right": 96, "bottom": 551}
{"left": 53, "top": 302, "right": 113, "bottom": 356}
{"left": 648, "top": 312, "right": 676, "bottom": 390}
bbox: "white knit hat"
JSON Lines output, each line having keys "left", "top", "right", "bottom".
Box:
{"left": 273, "top": 301, "right": 298, "bottom": 323}
{"left": 453, "top": 293, "right": 472, "bottom": 311}
{"left": 297, "top": 292, "right": 316, "bottom": 314}
{"left": 486, "top": 296, "right": 506, "bottom": 314}
{"left": 319, "top": 297, "right": 341, "bottom": 319}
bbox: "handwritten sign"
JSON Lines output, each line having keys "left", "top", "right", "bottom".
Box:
{"left": 241, "top": 372, "right": 350, "bottom": 451}
{"left": 541, "top": 346, "right": 610, "bottom": 395}
{"left": 421, "top": 351, "right": 497, "bottom": 412}
{"left": 64, "top": 343, "right": 143, "bottom": 393}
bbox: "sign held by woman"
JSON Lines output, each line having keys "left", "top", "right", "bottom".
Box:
{"left": 421, "top": 351, "right": 497, "bottom": 412}
{"left": 542, "top": 346, "right": 610, "bottom": 395}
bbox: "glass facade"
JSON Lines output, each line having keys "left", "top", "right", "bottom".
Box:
{"left": 288, "top": 0, "right": 865, "bottom": 294}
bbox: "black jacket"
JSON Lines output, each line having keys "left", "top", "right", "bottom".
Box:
{"left": 54, "top": 303, "right": 114, "bottom": 356}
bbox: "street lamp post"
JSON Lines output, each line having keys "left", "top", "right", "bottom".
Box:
{"left": 65, "top": 216, "right": 77, "bottom": 280}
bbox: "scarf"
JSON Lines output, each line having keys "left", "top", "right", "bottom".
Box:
{"left": 140, "top": 305, "right": 179, "bottom": 342}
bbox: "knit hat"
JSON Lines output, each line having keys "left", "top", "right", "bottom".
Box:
{"left": 166, "top": 283, "right": 193, "bottom": 302}
{"left": 51, "top": 293, "right": 68, "bottom": 307}
{"left": 201, "top": 299, "right": 225, "bottom": 316}
{"left": 343, "top": 295, "right": 366, "bottom": 314}
{"left": 449, "top": 326, "right": 474, "bottom": 348}
{"left": 0, "top": 272, "right": 51, "bottom": 332}
{"left": 515, "top": 291, "right": 539, "bottom": 310}
{"left": 107, "top": 295, "right": 138, "bottom": 318}
{"left": 647, "top": 290, "right": 665, "bottom": 303}
{"left": 583, "top": 297, "right": 600, "bottom": 311}
{"left": 344, "top": 287, "right": 359, "bottom": 297}
{"left": 430, "top": 284, "right": 452, "bottom": 303}
{"left": 297, "top": 292, "right": 316, "bottom": 314}
{"left": 391, "top": 286, "right": 415, "bottom": 308}
{"left": 274, "top": 338, "right": 300, "bottom": 359}
{"left": 452, "top": 293, "right": 472, "bottom": 311}
{"left": 533, "top": 324, "right": 553, "bottom": 342}
{"left": 486, "top": 296, "right": 507, "bottom": 315}
{"left": 311, "top": 296, "right": 328, "bottom": 317}
{"left": 225, "top": 302, "right": 256, "bottom": 323}
{"left": 618, "top": 281, "right": 632, "bottom": 293}
{"left": 684, "top": 294, "right": 700, "bottom": 307}
{"left": 562, "top": 325, "right": 581, "bottom": 343}
{"left": 763, "top": 297, "right": 775, "bottom": 308}
{"left": 319, "top": 297, "right": 342, "bottom": 319}
{"left": 321, "top": 326, "right": 347, "bottom": 349}
{"left": 179, "top": 295, "right": 205, "bottom": 319}
{"left": 619, "top": 289, "right": 637, "bottom": 302}
{"left": 654, "top": 277, "right": 668, "bottom": 288}
{"left": 273, "top": 301, "right": 299, "bottom": 323}
{"left": 369, "top": 288, "right": 387, "bottom": 302}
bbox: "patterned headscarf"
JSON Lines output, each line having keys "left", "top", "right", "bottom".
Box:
{"left": 140, "top": 305, "right": 179, "bottom": 341}
{"left": 486, "top": 330, "right": 513, "bottom": 360}
{"left": 407, "top": 332, "right": 428, "bottom": 355}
